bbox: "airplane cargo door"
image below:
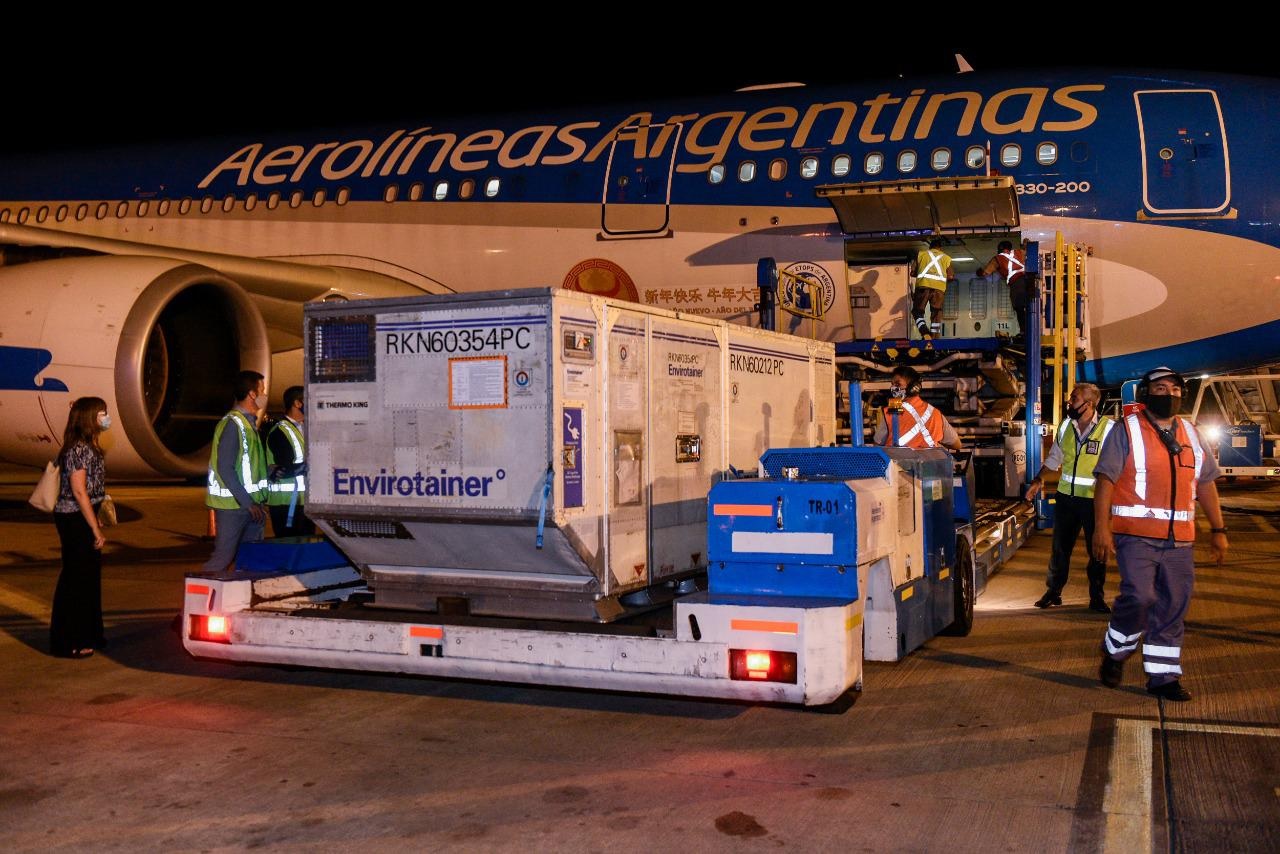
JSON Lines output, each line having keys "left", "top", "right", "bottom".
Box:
{"left": 602, "top": 122, "right": 681, "bottom": 236}
{"left": 1134, "top": 90, "right": 1232, "bottom": 216}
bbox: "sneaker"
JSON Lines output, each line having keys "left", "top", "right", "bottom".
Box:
{"left": 1099, "top": 652, "right": 1124, "bottom": 688}
{"left": 1089, "top": 599, "right": 1112, "bottom": 614}
{"left": 1035, "top": 591, "right": 1062, "bottom": 609}
{"left": 1147, "top": 681, "right": 1192, "bottom": 702}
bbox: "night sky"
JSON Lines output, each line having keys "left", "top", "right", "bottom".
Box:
{"left": 7, "top": 21, "right": 1274, "bottom": 154}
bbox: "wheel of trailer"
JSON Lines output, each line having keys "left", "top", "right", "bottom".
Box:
{"left": 943, "top": 535, "right": 975, "bottom": 636}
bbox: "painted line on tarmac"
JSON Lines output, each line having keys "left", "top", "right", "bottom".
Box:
{"left": 1102, "top": 719, "right": 1280, "bottom": 853}
{"left": 0, "top": 579, "right": 51, "bottom": 621}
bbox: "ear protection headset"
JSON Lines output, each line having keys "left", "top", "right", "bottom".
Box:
{"left": 894, "top": 367, "right": 923, "bottom": 396}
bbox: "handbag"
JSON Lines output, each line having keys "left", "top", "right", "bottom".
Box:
{"left": 97, "top": 494, "right": 117, "bottom": 527}
{"left": 28, "top": 462, "right": 61, "bottom": 512}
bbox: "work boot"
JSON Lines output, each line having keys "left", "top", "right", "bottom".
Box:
{"left": 1099, "top": 652, "right": 1124, "bottom": 688}
{"left": 1034, "top": 590, "right": 1062, "bottom": 609}
{"left": 1147, "top": 680, "right": 1192, "bottom": 702}
{"left": 1089, "top": 598, "right": 1112, "bottom": 614}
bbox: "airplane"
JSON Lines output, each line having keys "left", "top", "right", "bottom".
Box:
{"left": 2, "top": 66, "right": 1278, "bottom": 478}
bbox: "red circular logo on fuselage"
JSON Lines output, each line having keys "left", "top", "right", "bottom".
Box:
{"left": 562, "top": 258, "right": 639, "bottom": 303}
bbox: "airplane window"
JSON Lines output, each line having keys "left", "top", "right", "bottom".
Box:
{"left": 1000, "top": 144, "right": 1021, "bottom": 168}
{"left": 117, "top": 201, "right": 130, "bottom": 218}
{"left": 738, "top": 161, "right": 757, "bottom": 182}
{"left": 409, "top": 182, "right": 425, "bottom": 201}
{"left": 708, "top": 164, "right": 726, "bottom": 184}
{"left": 931, "top": 148, "right": 952, "bottom": 171}
{"left": 178, "top": 198, "right": 192, "bottom": 215}
{"left": 336, "top": 187, "right": 351, "bottom": 206}
{"left": 17, "top": 207, "right": 30, "bottom": 223}
{"left": 1071, "top": 141, "right": 1090, "bottom": 163}
{"left": 313, "top": 189, "right": 326, "bottom": 206}
{"left": 832, "top": 154, "right": 852, "bottom": 177}
{"left": 289, "top": 191, "right": 303, "bottom": 209}
{"left": 96, "top": 202, "right": 109, "bottom": 219}
{"left": 244, "top": 194, "right": 257, "bottom": 212}
{"left": 200, "top": 197, "right": 214, "bottom": 214}
{"left": 36, "top": 206, "right": 49, "bottom": 223}
{"left": 863, "top": 153, "right": 883, "bottom": 175}
{"left": 0, "top": 209, "right": 8, "bottom": 223}
{"left": 384, "top": 185, "right": 399, "bottom": 203}
{"left": 768, "top": 159, "right": 787, "bottom": 181}
{"left": 157, "top": 200, "right": 170, "bottom": 216}
{"left": 965, "top": 146, "right": 986, "bottom": 168}
{"left": 484, "top": 177, "right": 500, "bottom": 197}
{"left": 56, "top": 205, "right": 68, "bottom": 222}
{"left": 433, "top": 181, "right": 449, "bottom": 200}
{"left": 897, "top": 150, "right": 918, "bottom": 173}
{"left": 800, "top": 157, "right": 818, "bottom": 179}
{"left": 222, "top": 195, "right": 235, "bottom": 213}
{"left": 137, "top": 201, "right": 149, "bottom": 217}
{"left": 1037, "top": 142, "right": 1058, "bottom": 166}
{"left": 267, "top": 192, "right": 281, "bottom": 210}
{"left": 460, "top": 179, "right": 475, "bottom": 199}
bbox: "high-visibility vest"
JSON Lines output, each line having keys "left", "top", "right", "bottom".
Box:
{"left": 1056, "top": 415, "right": 1114, "bottom": 498}
{"left": 1109, "top": 414, "right": 1204, "bottom": 541}
{"left": 265, "top": 418, "right": 306, "bottom": 506}
{"left": 882, "top": 397, "right": 946, "bottom": 449}
{"left": 206, "top": 409, "right": 268, "bottom": 509}
{"left": 996, "top": 249, "right": 1026, "bottom": 283}
{"left": 915, "top": 249, "right": 951, "bottom": 290}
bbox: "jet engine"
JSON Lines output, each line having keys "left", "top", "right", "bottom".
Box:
{"left": 0, "top": 256, "right": 270, "bottom": 478}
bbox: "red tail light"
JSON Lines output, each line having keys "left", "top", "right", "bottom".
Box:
{"left": 189, "top": 614, "right": 231, "bottom": 644}
{"left": 729, "top": 649, "right": 797, "bottom": 683}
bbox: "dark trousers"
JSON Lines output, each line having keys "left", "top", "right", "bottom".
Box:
{"left": 269, "top": 503, "right": 315, "bottom": 538}
{"left": 911, "top": 285, "right": 945, "bottom": 334}
{"left": 1104, "top": 536, "right": 1195, "bottom": 687}
{"left": 51, "top": 511, "right": 105, "bottom": 654}
{"left": 1009, "top": 275, "right": 1030, "bottom": 335}
{"left": 1045, "top": 492, "right": 1106, "bottom": 601}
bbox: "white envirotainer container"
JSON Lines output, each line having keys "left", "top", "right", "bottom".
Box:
{"left": 304, "top": 288, "right": 835, "bottom": 621}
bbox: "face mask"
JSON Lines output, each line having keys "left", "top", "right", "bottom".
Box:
{"left": 890, "top": 386, "right": 907, "bottom": 400}
{"left": 1065, "top": 402, "right": 1085, "bottom": 420}
{"left": 1145, "top": 394, "right": 1180, "bottom": 418}
{"left": 98, "top": 414, "right": 112, "bottom": 430}
{"left": 254, "top": 393, "right": 269, "bottom": 411}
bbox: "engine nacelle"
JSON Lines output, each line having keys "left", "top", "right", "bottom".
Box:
{"left": 0, "top": 256, "right": 270, "bottom": 478}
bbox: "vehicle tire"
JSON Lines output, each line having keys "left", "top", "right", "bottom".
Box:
{"left": 943, "top": 535, "right": 975, "bottom": 636}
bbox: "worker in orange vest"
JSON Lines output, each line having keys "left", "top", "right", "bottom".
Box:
{"left": 981, "top": 239, "right": 1031, "bottom": 336}
{"left": 1091, "top": 367, "right": 1229, "bottom": 702}
{"left": 873, "top": 366, "right": 963, "bottom": 451}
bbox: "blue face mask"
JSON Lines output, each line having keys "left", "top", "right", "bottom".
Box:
{"left": 98, "top": 414, "right": 112, "bottom": 431}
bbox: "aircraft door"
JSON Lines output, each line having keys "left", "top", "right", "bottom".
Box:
{"left": 1134, "top": 90, "right": 1232, "bottom": 216}
{"left": 602, "top": 122, "right": 682, "bottom": 236}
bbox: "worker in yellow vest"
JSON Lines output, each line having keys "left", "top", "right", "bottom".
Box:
{"left": 910, "top": 238, "right": 954, "bottom": 340}
{"left": 1092, "top": 367, "right": 1229, "bottom": 702}
{"left": 1026, "top": 383, "right": 1114, "bottom": 611}
{"left": 265, "top": 385, "right": 314, "bottom": 537}
{"left": 202, "top": 370, "right": 269, "bottom": 572}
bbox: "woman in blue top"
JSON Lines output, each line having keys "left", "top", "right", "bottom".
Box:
{"left": 50, "top": 396, "right": 110, "bottom": 658}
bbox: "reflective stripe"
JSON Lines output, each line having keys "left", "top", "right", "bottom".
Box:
{"left": 1183, "top": 418, "right": 1203, "bottom": 501}
{"left": 1143, "top": 644, "right": 1181, "bottom": 658}
{"left": 1100, "top": 419, "right": 1116, "bottom": 442}
{"left": 1143, "top": 662, "right": 1183, "bottom": 675}
{"left": 1105, "top": 635, "right": 1140, "bottom": 655}
{"left": 896, "top": 400, "right": 938, "bottom": 448}
{"left": 278, "top": 419, "right": 305, "bottom": 464}
{"left": 1061, "top": 474, "right": 1096, "bottom": 486}
{"left": 267, "top": 476, "right": 308, "bottom": 493}
{"left": 1112, "top": 505, "right": 1193, "bottom": 521}
{"left": 1126, "top": 414, "right": 1147, "bottom": 500}
{"left": 1000, "top": 250, "right": 1025, "bottom": 282}
{"left": 918, "top": 251, "right": 947, "bottom": 283}
{"left": 1109, "top": 627, "right": 1143, "bottom": 644}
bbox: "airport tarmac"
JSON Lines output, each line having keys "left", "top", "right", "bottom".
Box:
{"left": 1, "top": 464, "right": 1277, "bottom": 852}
